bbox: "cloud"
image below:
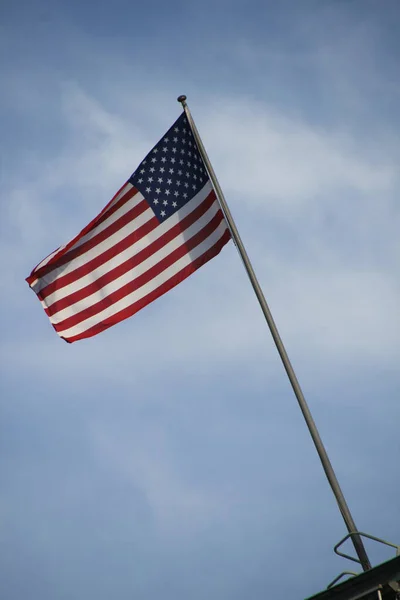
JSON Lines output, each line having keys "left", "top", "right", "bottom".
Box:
{"left": 1, "top": 10, "right": 399, "bottom": 599}
{"left": 2, "top": 78, "right": 398, "bottom": 377}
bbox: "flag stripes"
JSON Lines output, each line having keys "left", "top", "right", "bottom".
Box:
{"left": 27, "top": 111, "right": 231, "bottom": 342}
{"left": 27, "top": 181, "right": 230, "bottom": 342}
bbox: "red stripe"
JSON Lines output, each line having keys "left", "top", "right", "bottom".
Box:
{"left": 39, "top": 210, "right": 158, "bottom": 301}
{"left": 45, "top": 191, "right": 218, "bottom": 315}
{"left": 76, "top": 185, "right": 139, "bottom": 238}
{"left": 52, "top": 211, "right": 227, "bottom": 333}
{"left": 33, "top": 195, "right": 147, "bottom": 284}
{"left": 61, "top": 230, "right": 231, "bottom": 343}
{"left": 26, "top": 182, "right": 137, "bottom": 284}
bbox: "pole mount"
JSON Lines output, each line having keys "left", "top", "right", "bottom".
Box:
{"left": 177, "top": 95, "right": 187, "bottom": 104}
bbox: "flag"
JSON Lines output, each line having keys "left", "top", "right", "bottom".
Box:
{"left": 26, "top": 112, "right": 231, "bottom": 343}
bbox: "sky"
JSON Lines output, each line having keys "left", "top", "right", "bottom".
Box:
{"left": 1, "top": 0, "right": 399, "bottom": 598}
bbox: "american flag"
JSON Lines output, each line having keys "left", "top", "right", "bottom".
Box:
{"left": 26, "top": 112, "right": 231, "bottom": 343}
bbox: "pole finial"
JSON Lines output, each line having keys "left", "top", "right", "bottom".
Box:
{"left": 177, "top": 95, "right": 187, "bottom": 105}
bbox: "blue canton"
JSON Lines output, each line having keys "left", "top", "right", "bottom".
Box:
{"left": 129, "top": 113, "right": 208, "bottom": 223}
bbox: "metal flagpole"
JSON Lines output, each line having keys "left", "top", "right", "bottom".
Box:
{"left": 178, "top": 95, "right": 372, "bottom": 572}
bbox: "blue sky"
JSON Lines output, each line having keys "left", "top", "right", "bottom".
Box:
{"left": 1, "top": 0, "right": 399, "bottom": 598}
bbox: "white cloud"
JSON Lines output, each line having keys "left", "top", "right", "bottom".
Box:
{"left": 1, "top": 79, "right": 398, "bottom": 381}
{"left": 88, "top": 420, "right": 226, "bottom": 536}
{"left": 1, "top": 10, "right": 399, "bottom": 600}
{"left": 202, "top": 100, "right": 397, "bottom": 208}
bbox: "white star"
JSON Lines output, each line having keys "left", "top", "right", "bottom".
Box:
{"left": 179, "top": 160, "right": 184, "bottom": 165}
{"left": 161, "top": 210, "right": 166, "bottom": 217}
{"left": 180, "top": 149, "right": 185, "bottom": 155}
{"left": 193, "top": 174, "right": 197, "bottom": 180}
{"left": 173, "top": 137, "right": 178, "bottom": 142}
{"left": 148, "top": 176, "right": 153, "bottom": 182}
{"left": 150, "top": 167, "right": 155, "bottom": 173}
{"left": 192, "top": 184, "right": 196, "bottom": 190}
{"left": 165, "top": 189, "right": 170, "bottom": 196}
{"left": 172, "top": 201, "right": 177, "bottom": 207}
{"left": 172, "top": 147, "right": 177, "bottom": 153}
{"left": 138, "top": 178, "right": 143, "bottom": 184}
{"left": 176, "top": 180, "right": 181, "bottom": 186}
{"left": 184, "top": 182, "right": 189, "bottom": 188}
{"left": 162, "top": 146, "right": 168, "bottom": 153}
{"left": 154, "top": 199, "right": 159, "bottom": 205}
{"left": 164, "top": 137, "right": 169, "bottom": 142}
{"left": 187, "top": 162, "right": 191, "bottom": 168}
{"left": 156, "top": 187, "right": 161, "bottom": 194}
{"left": 174, "top": 191, "right": 179, "bottom": 197}
{"left": 171, "top": 157, "right": 176, "bottom": 164}
{"left": 146, "top": 186, "right": 151, "bottom": 193}
{"left": 161, "top": 157, "right": 166, "bottom": 163}
{"left": 151, "top": 157, "right": 157, "bottom": 163}
{"left": 185, "top": 172, "right": 190, "bottom": 178}
{"left": 178, "top": 170, "right": 182, "bottom": 175}
{"left": 158, "top": 177, "right": 163, "bottom": 183}
{"left": 183, "top": 192, "right": 188, "bottom": 199}
{"left": 140, "top": 168, "right": 145, "bottom": 174}
{"left": 167, "top": 178, "right": 172, "bottom": 185}
{"left": 160, "top": 167, "right": 165, "bottom": 173}
{"left": 188, "top": 151, "right": 192, "bottom": 157}
{"left": 169, "top": 168, "right": 174, "bottom": 174}
{"left": 174, "top": 127, "right": 179, "bottom": 132}
{"left": 152, "top": 149, "right": 158, "bottom": 153}
{"left": 194, "top": 164, "right": 198, "bottom": 170}
{"left": 163, "top": 199, "right": 168, "bottom": 206}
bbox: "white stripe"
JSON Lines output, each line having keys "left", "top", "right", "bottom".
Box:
{"left": 30, "top": 245, "right": 67, "bottom": 288}
{"left": 71, "top": 183, "right": 137, "bottom": 251}
{"left": 35, "top": 246, "right": 64, "bottom": 269}
{"left": 108, "top": 182, "right": 133, "bottom": 209}
{"left": 33, "top": 182, "right": 213, "bottom": 297}
{"left": 49, "top": 200, "right": 222, "bottom": 323}
{"left": 44, "top": 183, "right": 215, "bottom": 309}
{"left": 30, "top": 200, "right": 153, "bottom": 295}
{"left": 56, "top": 219, "right": 228, "bottom": 340}
{"left": 31, "top": 184, "right": 133, "bottom": 277}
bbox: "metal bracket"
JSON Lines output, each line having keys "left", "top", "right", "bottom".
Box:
{"left": 327, "top": 571, "right": 360, "bottom": 589}
{"left": 334, "top": 532, "right": 400, "bottom": 565}
{"left": 325, "top": 533, "right": 400, "bottom": 591}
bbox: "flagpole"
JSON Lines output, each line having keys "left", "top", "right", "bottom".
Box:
{"left": 178, "top": 95, "right": 372, "bottom": 572}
